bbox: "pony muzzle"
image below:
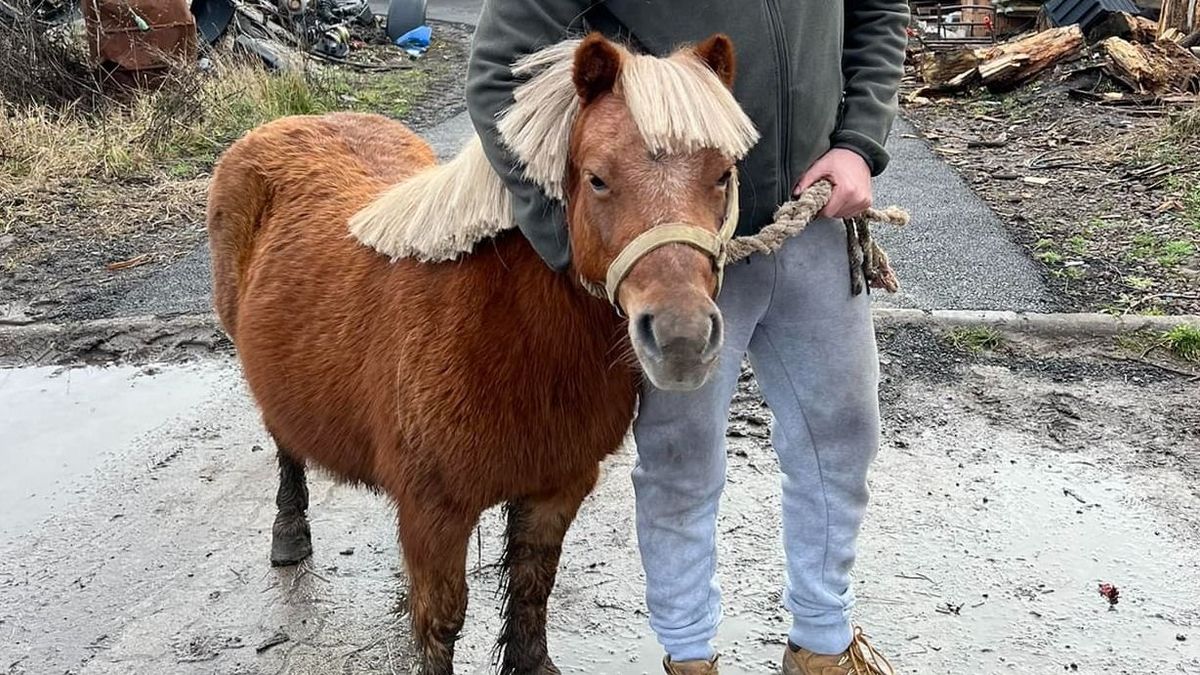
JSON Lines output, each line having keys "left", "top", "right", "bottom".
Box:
{"left": 631, "top": 302, "right": 724, "bottom": 390}
{"left": 633, "top": 296, "right": 724, "bottom": 381}
{"left": 617, "top": 242, "right": 725, "bottom": 391}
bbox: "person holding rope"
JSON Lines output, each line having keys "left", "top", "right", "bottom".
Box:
{"left": 467, "top": 2, "right": 909, "bottom": 673}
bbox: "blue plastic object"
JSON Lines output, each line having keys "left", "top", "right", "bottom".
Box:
{"left": 394, "top": 24, "right": 431, "bottom": 58}
{"left": 386, "top": 0, "right": 426, "bottom": 42}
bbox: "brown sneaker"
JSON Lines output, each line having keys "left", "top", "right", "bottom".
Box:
{"left": 663, "top": 655, "right": 719, "bottom": 675}
{"left": 781, "top": 628, "right": 894, "bottom": 675}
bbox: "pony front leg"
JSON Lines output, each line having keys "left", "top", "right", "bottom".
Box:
{"left": 497, "top": 469, "right": 599, "bottom": 675}
{"left": 399, "top": 499, "right": 475, "bottom": 675}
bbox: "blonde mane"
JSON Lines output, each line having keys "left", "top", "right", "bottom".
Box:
{"left": 349, "top": 39, "right": 759, "bottom": 262}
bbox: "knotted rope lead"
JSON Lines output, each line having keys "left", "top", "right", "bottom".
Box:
{"left": 723, "top": 179, "right": 910, "bottom": 296}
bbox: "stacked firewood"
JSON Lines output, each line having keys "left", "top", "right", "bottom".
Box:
{"left": 917, "top": 10, "right": 1200, "bottom": 98}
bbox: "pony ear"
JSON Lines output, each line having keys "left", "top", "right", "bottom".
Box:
{"left": 693, "top": 34, "right": 736, "bottom": 89}
{"left": 573, "top": 33, "right": 622, "bottom": 104}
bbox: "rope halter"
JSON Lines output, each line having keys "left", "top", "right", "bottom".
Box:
{"left": 597, "top": 169, "right": 741, "bottom": 308}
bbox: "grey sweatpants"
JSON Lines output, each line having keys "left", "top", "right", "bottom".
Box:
{"left": 632, "top": 218, "right": 881, "bottom": 661}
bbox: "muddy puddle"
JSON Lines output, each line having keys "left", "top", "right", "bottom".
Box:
{"left": 0, "top": 362, "right": 237, "bottom": 543}
{"left": 1, "top": 349, "right": 1198, "bottom": 674}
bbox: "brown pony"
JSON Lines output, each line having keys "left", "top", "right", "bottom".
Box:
{"left": 207, "top": 34, "right": 757, "bottom": 674}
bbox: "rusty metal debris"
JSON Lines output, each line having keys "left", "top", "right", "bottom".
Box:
{"left": 81, "top": 0, "right": 197, "bottom": 84}
{"left": 11, "top": 0, "right": 425, "bottom": 87}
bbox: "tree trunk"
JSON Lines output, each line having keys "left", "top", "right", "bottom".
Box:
{"left": 919, "top": 25, "right": 1085, "bottom": 91}
{"left": 919, "top": 48, "right": 984, "bottom": 86}
{"left": 1101, "top": 36, "right": 1200, "bottom": 94}
{"left": 977, "top": 25, "right": 1086, "bottom": 91}
{"left": 1158, "top": 0, "right": 1200, "bottom": 37}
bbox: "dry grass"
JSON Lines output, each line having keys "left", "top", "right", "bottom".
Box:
{"left": 0, "top": 10, "right": 437, "bottom": 321}
{"left": 1, "top": 61, "right": 333, "bottom": 189}
{"left": 1167, "top": 103, "right": 1200, "bottom": 141}
{"left": 0, "top": 55, "right": 345, "bottom": 285}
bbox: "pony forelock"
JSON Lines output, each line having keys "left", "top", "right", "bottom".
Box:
{"left": 497, "top": 39, "right": 759, "bottom": 200}
{"left": 349, "top": 38, "right": 760, "bottom": 262}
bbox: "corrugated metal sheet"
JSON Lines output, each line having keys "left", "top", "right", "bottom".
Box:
{"left": 1045, "top": 0, "right": 1140, "bottom": 30}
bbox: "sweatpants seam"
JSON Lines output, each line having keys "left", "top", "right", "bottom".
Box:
{"left": 762, "top": 248, "right": 781, "bottom": 317}
{"left": 758, "top": 326, "right": 837, "bottom": 614}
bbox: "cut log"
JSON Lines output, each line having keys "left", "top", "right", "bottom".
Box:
{"left": 1100, "top": 36, "right": 1200, "bottom": 94}
{"left": 977, "top": 25, "right": 1086, "bottom": 90}
{"left": 1087, "top": 12, "right": 1162, "bottom": 43}
{"left": 1158, "top": 0, "right": 1200, "bottom": 37}
{"left": 918, "top": 25, "right": 1085, "bottom": 92}
{"left": 919, "top": 48, "right": 985, "bottom": 86}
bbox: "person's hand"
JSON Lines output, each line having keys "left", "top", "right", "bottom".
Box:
{"left": 793, "top": 148, "right": 872, "bottom": 218}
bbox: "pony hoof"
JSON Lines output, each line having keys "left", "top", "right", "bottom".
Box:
{"left": 270, "top": 516, "right": 313, "bottom": 566}
{"left": 502, "top": 658, "right": 559, "bottom": 675}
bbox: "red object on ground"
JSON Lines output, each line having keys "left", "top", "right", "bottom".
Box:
{"left": 82, "top": 0, "right": 197, "bottom": 85}
{"left": 1098, "top": 583, "right": 1120, "bottom": 607}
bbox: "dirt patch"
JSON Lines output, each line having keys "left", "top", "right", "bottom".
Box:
{"left": 0, "top": 20, "right": 471, "bottom": 325}
{"left": 903, "top": 72, "right": 1200, "bottom": 316}
{"left": 877, "top": 325, "right": 1200, "bottom": 484}
{"left": 0, "top": 313, "right": 231, "bottom": 366}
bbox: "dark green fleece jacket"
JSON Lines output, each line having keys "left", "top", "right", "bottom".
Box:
{"left": 465, "top": 0, "right": 910, "bottom": 271}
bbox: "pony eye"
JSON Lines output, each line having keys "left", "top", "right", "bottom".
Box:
{"left": 589, "top": 174, "right": 609, "bottom": 192}
{"left": 717, "top": 169, "right": 732, "bottom": 187}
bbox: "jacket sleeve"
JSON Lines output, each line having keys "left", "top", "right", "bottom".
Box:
{"left": 832, "top": 0, "right": 910, "bottom": 176}
{"left": 465, "top": 0, "right": 588, "bottom": 272}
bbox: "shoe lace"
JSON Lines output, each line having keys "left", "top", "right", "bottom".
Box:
{"left": 842, "top": 627, "right": 895, "bottom": 675}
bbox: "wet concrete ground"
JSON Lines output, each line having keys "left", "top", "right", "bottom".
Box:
{"left": 2, "top": 330, "right": 1197, "bottom": 674}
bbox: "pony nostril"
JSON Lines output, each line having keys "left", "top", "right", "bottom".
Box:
{"left": 635, "top": 313, "right": 662, "bottom": 360}
{"left": 704, "top": 312, "right": 723, "bottom": 358}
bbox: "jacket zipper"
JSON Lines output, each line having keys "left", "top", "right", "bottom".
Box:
{"left": 765, "top": 0, "right": 791, "bottom": 203}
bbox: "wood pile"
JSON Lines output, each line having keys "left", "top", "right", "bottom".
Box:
{"left": 916, "top": 10, "right": 1200, "bottom": 99}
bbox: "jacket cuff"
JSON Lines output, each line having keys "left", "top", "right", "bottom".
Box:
{"left": 830, "top": 129, "right": 890, "bottom": 177}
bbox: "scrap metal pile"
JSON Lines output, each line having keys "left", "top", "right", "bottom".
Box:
{"left": 0, "top": 0, "right": 426, "bottom": 86}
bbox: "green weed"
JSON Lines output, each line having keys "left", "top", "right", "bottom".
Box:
{"left": 946, "top": 327, "right": 1004, "bottom": 353}
{"left": 1158, "top": 240, "right": 1196, "bottom": 267}
{"left": 1037, "top": 250, "right": 1063, "bottom": 264}
{"left": 1162, "top": 324, "right": 1200, "bottom": 361}
{"left": 1124, "top": 275, "right": 1154, "bottom": 290}
{"left": 1184, "top": 184, "right": 1200, "bottom": 230}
